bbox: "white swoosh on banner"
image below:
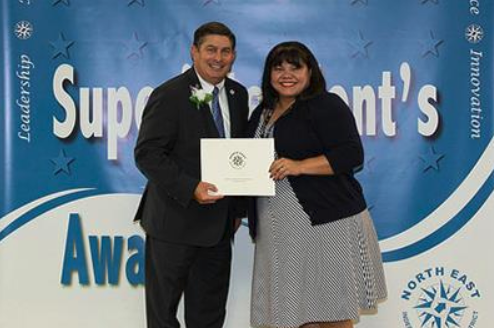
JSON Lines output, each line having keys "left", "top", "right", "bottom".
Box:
{"left": 0, "top": 188, "right": 95, "bottom": 231}
{"left": 380, "top": 136, "right": 494, "bottom": 252}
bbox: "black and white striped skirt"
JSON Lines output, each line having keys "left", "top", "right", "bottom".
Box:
{"left": 250, "top": 177, "right": 387, "bottom": 328}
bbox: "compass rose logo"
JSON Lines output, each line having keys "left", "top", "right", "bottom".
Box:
{"left": 465, "top": 24, "right": 484, "bottom": 44}
{"left": 14, "top": 21, "right": 33, "bottom": 40}
{"left": 414, "top": 280, "right": 467, "bottom": 328}
{"left": 401, "top": 267, "right": 481, "bottom": 328}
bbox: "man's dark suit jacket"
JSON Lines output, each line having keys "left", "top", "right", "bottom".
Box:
{"left": 134, "top": 68, "right": 249, "bottom": 247}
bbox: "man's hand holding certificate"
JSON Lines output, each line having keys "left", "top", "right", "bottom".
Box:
{"left": 201, "top": 139, "right": 275, "bottom": 196}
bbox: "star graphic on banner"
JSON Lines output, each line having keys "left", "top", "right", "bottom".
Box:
{"left": 419, "top": 146, "right": 445, "bottom": 172}
{"left": 203, "top": 0, "right": 221, "bottom": 6}
{"left": 50, "top": 149, "right": 75, "bottom": 175}
{"left": 160, "top": 32, "right": 178, "bottom": 56}
{"left": 421, "top": 0, "right": 439, "bottom": 4}
{"left": 421, "top": 30, "right": 444, "bottom": 57}
{"left": 351, "top": 0, "right": 368, "bottom": 5}
{"left": 126, "top": 32, "right": 148, "bottom": 59}
{"left": 50, "top": 33, "right": 74, "bottom": 59}
{"left": 350, "top": 31, "right": 373, "bottom": 58}
{"left": 128, "top": 0, "right": 145, "bottom": 6}
{"left": 52, "top": 0, "right": 70, "bottom": 6}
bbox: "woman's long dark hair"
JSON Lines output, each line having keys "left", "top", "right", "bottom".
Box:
{"left": 261, "top": 41, "right": 326, "bottom": 109}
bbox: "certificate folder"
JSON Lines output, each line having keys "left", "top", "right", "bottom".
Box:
{"left": 201, "top": 138, "right": 275, "bottom": 196}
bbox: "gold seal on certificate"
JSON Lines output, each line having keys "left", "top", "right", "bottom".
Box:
{"left": 201, "top": 138, "right": 275, "bottom": 196}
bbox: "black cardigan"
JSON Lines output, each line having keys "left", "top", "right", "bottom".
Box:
{"left": 247, "top": 92, "right": 367, "bottom": 239}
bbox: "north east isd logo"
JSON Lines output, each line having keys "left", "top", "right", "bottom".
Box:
{"left": 401, "top": 267, "right": 480, "bottom": 328}
{"left": 229, "top": 151, "right": 247, "bottom": 169}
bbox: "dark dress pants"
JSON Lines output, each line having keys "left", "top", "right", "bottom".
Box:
{"left": 145, "top": 234, "right": 232, "bottom": 328}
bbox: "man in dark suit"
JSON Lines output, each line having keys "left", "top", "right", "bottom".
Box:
{"left": 134, "top": 22, "right": 249, "bottom": 328}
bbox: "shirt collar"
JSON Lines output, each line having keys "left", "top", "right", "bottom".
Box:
{"left": 195, "top": 68, "right": 226, "bottom": 94}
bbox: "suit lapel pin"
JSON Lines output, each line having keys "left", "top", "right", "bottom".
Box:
{"left": 229, "top": 89, "right": 235, "bottom": 96}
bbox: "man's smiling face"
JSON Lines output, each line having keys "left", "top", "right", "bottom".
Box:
{"left": 191, "top": 34, "right": 235, "bottom": 85}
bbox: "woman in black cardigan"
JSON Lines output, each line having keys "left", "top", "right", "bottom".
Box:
{"left": 248, "top": 42, "right": 387, "bottom": 328}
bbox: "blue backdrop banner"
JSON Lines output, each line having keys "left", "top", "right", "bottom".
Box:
{"left": 1, "top": 1, "right": 493, "bottom": 328}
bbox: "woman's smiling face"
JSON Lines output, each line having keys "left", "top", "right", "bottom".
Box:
{"left": 270, "top": 61, "right": 311, "bottom": 101}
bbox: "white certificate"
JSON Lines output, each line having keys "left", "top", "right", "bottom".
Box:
{"left": 201, "top": 138, "right": 275, "bottom": 196}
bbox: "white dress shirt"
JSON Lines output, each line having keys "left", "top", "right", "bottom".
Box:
{"left": 196, "top": 71, "right": 231, "bottom": 138}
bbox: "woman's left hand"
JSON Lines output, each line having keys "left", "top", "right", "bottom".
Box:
{"left": 269, "top": 158, "right": 303, "bottom": 180}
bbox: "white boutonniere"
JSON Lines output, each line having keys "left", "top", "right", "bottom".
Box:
{"left": 189, "top": 86, "right": 213, "bottom": 109}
